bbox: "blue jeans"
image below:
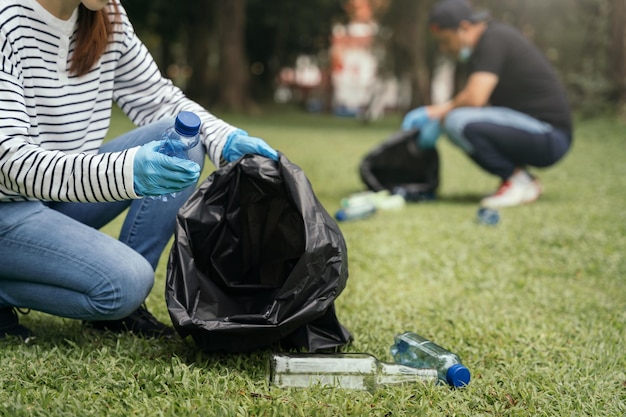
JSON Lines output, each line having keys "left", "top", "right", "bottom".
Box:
{"left": 0, "top": 119, "right": 205, "bottom": 320}
{"left": 443, "top": 107, "right": 571, "bottom": 179}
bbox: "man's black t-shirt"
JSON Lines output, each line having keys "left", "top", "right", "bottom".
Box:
{"left": 471, "top": 22, "right": 572, "bottom": 135}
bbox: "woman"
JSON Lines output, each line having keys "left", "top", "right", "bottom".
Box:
{"left": 0, "top": 0, "right": 278, "bottom": 339}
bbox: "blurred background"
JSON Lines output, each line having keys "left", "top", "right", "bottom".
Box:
{"left": 123, "top": 0, "right": 626, "bottom": 121}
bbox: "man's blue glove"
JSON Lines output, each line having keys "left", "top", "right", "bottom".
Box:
{"left": 222, "top": 130, "right": 278, "bottom": 163}
{"left": 418, "top": 119, "right": 441, "bottom": 149}
{"left": 401, "top": 106, "right": 430, "bottom": 131}
{"left": 133, "top": 140, "right": 201, "bottom": 196}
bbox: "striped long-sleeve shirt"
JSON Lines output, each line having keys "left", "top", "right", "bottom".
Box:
{"left": 0, "top": 0, "right": 237, "bottom": 203}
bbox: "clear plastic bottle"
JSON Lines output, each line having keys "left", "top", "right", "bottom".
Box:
{"left": 390, "top": 332, "right": 471, "bottom": 388}
{"left": 335, "top": 189, "right": 409, "bottom": 221}
{"left": 476, "top": 207, "right": 500, "bottom": 225}
{"left": 158, "top": 111, "right": 201, "bottom": 160}
{"left": 269, "top": 353, "right": 437, "bottom": 392}
{"left": 341, "top": 190, "right": 406, "bottom": 212}
{"left": 154, "top": 111, "right": 201, "bottom": 200}
{"left": 340, "top": 191, "right": 379, "bottom": 208}
{"left": 335, "top": 201, "right": 376, "bottom": 221}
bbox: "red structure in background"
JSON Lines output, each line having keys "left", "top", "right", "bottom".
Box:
{"left": 274, "top": 0, "right": 402, "bottom": 119}
{"left": 330, "top": 0, "right": 379, "bottom": 116}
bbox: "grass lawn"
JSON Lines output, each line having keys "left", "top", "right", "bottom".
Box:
{"left": 1, "top": 106, "right": 624, "bottom": 416}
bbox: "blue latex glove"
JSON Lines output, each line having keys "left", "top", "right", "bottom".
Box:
{"left": 133, "top": 140, "right": 201, "bottom": 196}
{"left": 222, "top": 130, "right": 278, "bottom": 163}
{"left": 401, "top": 106, "right": 430, "bottom": 131}
{"left": 418, "top": 119, "right": 442, "bottom": 149}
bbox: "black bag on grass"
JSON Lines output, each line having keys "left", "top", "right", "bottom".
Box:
{"left": 359, "top": 128, "right": 440, "bottom": 201}
{"left": 165, "top": 154, "right": 352, "bottom": 353}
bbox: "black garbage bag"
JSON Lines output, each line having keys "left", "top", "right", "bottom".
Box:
{"left": 360, "top": 128, "right": 440, "bottom": 201}
{"left": 165, "top": 154, "right": 352, "bottom": 353}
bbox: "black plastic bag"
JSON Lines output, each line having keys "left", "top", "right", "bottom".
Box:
{"left": 165, "top": 154, "right": 352, "bottom": 352}
{"left": 360, "top": 128, "right": 439, "bottom": 201}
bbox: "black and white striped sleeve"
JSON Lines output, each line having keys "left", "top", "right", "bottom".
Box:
{"left": 0, "top": 70, "right": 139, "bottom": 202}
{"left": 0, "top": 132, "right": 139, "bottom": 203}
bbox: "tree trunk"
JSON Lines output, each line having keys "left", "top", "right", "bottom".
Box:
{"left": 386, "top": 0, "right": 436, "bottom": 109}
{"left": 609, "top": 0, "right": 626, "bottom": 117}
{"left": 184, "top": 1, "right": 213, "bottom": 106}
{"left": 215, "top": 0, "right": 256, "bottom": 112}
{"left": 411, "top": 0, "right": 436, "bottom": 107}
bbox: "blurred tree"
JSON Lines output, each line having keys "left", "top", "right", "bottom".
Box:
{"left": 609, "top": 0, "right": 626, "bottom": 117}
{"left": 380, "top": 0, "right": 437, "bottom": 108}
{"left": 246, "top": 0, "right": 345, "bottom": 100}
{"left": 122, "top": 0, "right": 624, "bottom": 117}
{"left": 125, "top": 0, "right": 345, "bottom": 110}
{"left": 122, "top": 0, "right": 183, "bottom": 76}
{"left": 185, "top": 2, "right": 214, "bottom": 103}
{"left": 123, "top": 0, "right": 252, "bottom": 111}
{"left": 215, "top": 0, "right": 253, "bottom": 112}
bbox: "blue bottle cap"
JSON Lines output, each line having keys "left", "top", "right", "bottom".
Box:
{"left": 335, "top": 209, "right": 348, "bottom": 221}
{"left": 446, "top": 364, "right": 471, "bottom": 387}
{"left": 175, "top": 111, "right": 201, "bottom": 136}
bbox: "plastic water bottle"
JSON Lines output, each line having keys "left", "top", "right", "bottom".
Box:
{"left": 390, "top": 332, "right": 471, "bottom": 388}
{"left": 158, "top": 111, "right": 201, "bottom": 159}
{"left": 269, "top": 353, "right": 437, "bottom": 392}
{"left": 341, "top": 190, "right": 406, "bottom": 211}
{"left": 335, "top": 202, "right": 376, "bottom": 221}
{"left": 476, "top": 207, "right": 500, "bottom": 225}
{"left": 335, "top": 190, "right": 406, "bottom": 221}
{"left": 154, "top": 111, "right": 201, "bottom": 200}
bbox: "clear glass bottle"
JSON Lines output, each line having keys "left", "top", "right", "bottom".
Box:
{"left": 269, "top": 353, "right": 437, "bottom": 392}
{"left": 390, "top": 332, "right": 471, "bottom": 388}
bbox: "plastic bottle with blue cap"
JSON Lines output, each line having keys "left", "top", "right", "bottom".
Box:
{"left": 390, "top": 331, "right": 471, "bottom": 388}
{"left": 154, "top": 111, "right": 201, "bottom": 200}
{"left": 335, "top": 202, "right": 376, "bottom": 221}
{"left": 335, "top": 190, "right": 405, "bottom": 221}
{"left": 477, "top": 207, "right": 500, "bottom": 225}
{"left": 158, "top": 111, "right": 201, "bottom": 160}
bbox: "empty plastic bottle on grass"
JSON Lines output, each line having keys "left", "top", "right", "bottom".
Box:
{"left": 155, "top": 111, "right": 201, "bottom": 200}
{"left": 335, "top": 201, "right": 377, "bottom": 221}
{"left": 391, "top": 332, "right": 471, "bottom": 388}
{"left": 335, "top": 190, "right": 405, "bottom": 221}
{"left": 341, "top": 190, "right": 406, "bottom": 211}
{"left": 269, "top": 353, "right": 437, "bottom": 392}
{"left": 476, "top": 207, "right": 500, "bottom": 225}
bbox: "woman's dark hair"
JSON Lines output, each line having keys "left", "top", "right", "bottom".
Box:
{"left": 69, "top": 2, "right": 120, "bottom": 77}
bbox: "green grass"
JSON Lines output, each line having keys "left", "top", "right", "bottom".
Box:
{"left": 1, "top": 106, "right": 624, "bottom": 416}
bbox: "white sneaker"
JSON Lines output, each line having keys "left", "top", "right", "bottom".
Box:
{"left": 480, "top": 171, "right": 542, "bottom": 208}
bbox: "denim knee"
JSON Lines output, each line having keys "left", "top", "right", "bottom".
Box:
{"left": 443, "top": 108, "right": 477, "bottom": 153}
{"left": 88, "top": 252, "right": 154, "bottom": 320}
